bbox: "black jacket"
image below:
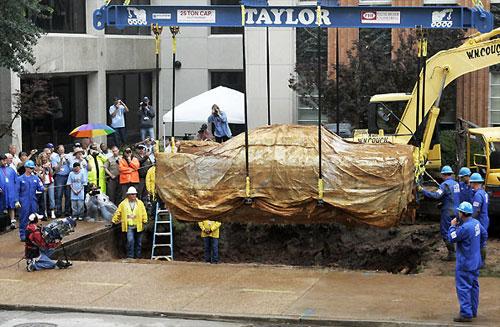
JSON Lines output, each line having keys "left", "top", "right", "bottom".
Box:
{"left": 138, "top": 105, "right": 155, "bottom": 128}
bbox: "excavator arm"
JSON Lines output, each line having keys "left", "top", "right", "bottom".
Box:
{"left": 396, "top": 28, "right": 500, "bottom": 142}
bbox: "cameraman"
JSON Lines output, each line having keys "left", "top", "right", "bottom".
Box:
{"left": 25, "top": 213, "right": 69, "bottom": 271}
{"left": 207, "top": 104, "right": 232, "bottom": 143}
{"left": 104, "top": 146, "right": 121, "bottom": 204}
{"left": 138, "top": 96, "right": 155, "bottom": 141}
{"left": 109, "top": 97, "right": 129, "bottom": 147}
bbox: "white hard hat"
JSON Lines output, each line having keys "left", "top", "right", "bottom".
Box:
{"left": 126, "top": 186, "right": 138, "bottom": 195}
{"left": 28, "top": 213, "right": 43, "bottom": 222}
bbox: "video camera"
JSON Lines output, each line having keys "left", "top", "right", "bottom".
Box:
{"left": 41, "top": 217, "right": 77, "bottom": 243}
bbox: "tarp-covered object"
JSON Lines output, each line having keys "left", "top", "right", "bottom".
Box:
{"left": 156, "top": 125, "right": 415, "bottom": 228}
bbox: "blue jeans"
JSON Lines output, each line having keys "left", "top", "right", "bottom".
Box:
{"left": 113, "top": 127, "right": 127, "bottom": 147}
{"left": 31, "top": 249, "right": 56, "bottom": 271}
{"left": 203, "top": 237, "right": 219, "bottom": 263}
{"left": 140, "top": 127, "right": 154, "bottom": 141}
{"left": 71, "top": 200, "right": 84, "bottom": 219}
{"left": 54, "top": 174, "right": 70, "bottom": 216}
{"left": 47, "top": 183, "right": 55, "bottom": 210}
{"left": 126, "top": 228, "right": 143, "bottom": 258}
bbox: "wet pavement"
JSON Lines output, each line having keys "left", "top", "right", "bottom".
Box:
{"left": 0, "top": 260, "right": 499, "bottom": 326}
{"left": 0, "top": 310, "right": 253, "bottom": 327}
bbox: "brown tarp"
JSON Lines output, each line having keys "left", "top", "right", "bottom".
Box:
{"left": 156, "top": 125, "right": 415, "bottom": 228}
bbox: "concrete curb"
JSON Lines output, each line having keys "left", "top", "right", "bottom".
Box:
{"left": 0, "top": 303, "right": 465, "bottom": 327}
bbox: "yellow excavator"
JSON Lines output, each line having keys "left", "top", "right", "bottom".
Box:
{"left": 351, "top": 28, "right": 500, "bottom": 221}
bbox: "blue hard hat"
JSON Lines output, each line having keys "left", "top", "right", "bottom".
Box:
{"left": 24, "top": 160, "right": 35, "bottom": 169}
{"left": 457, "top": 202, "right": 473, "bottom": 215}
{"left": 440, "top": 165, "right": 453, "bottom": 174}
{"left": 470, "top": 173, "right": 484, "bottom": 183}
{"left": 458, "top": 167, "right": 471, "bottom": 177}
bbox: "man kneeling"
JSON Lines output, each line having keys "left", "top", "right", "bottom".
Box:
{"left": 25, "top": 213, "right": 71, "bottom": 272}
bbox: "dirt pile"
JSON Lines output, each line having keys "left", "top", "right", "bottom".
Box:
{"left": 172, "top": 222, "right": 441, "bottom": 274}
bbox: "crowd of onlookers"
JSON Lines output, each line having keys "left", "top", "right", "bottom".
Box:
{"left": 0, "top": 138, "right": 156, "bottom": 228}
{"left": 2, "top": 98, "right": 231, "bottom": 263}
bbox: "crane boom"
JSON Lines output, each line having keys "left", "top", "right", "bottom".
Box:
{"left": 395, "top": 28, "right": 500, "bottom": 144}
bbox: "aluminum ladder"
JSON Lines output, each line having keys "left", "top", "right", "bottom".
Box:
{"left": 151, "top": 202, "right": 173, "bottom": 260}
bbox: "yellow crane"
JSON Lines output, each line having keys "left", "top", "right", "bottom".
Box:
{"left": 352, "top": 28, "right": 500, "bottom": 222}
{"left": 354, "top": 28, "right": 500, "bottom": 168}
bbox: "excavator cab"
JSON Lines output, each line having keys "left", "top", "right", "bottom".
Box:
{"left": 467, "top": 128, "right": 500, "bottom": 224}
{"left": 353, "top": 93, "right": 442, "bottom": 170}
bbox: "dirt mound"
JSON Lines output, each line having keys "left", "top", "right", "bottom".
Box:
{"left": 172, "top": 222, "right": 441, "bottom": 274}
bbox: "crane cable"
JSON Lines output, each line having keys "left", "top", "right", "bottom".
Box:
{"left": 317, "top": 6, "right": 324, "bottom": 205}
{"left": 241, "top": 5, "right": 251, "bottom": 203}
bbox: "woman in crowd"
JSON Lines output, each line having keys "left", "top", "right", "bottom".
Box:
{"left": 35, "top": 152, "right": 54, "bottom": 219}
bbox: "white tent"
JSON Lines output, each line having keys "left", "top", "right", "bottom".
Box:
{"left": 163, "top": 86, "right": 245, "bottom": 124}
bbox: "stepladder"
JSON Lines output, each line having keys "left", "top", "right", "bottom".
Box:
{"left": 151, "top": 202, "right": 173, "bottom": 260}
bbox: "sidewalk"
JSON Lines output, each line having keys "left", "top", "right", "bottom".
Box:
{"left": 0, "top": 260, "right": 499, "bottom": 326}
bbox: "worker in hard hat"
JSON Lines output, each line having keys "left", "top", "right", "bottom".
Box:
{"left": 420, "top": 165, "right": 460, "bottom": 261}
{"left": 469, "top": 173, "right": 489, "bottom": 265}
{"left": 198, "top": 220, "right": 221, "bottom": 264}
{"left": 112, "top": 186, "right": 148, "bottom": 259}
{"left": 447, "top": 202, "right": 487, "bottom": 323}
{"left": 457, "top": 167, "right": 473, "bottom": 204}
{"left": 16, "top": 160, "right": 45, "bottom": 241}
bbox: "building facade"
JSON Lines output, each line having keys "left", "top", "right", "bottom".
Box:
{"left": 0, "top": 0, "right": 297, "bottom": 151}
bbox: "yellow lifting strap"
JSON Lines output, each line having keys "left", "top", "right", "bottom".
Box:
{"left": 316, "top": 5, "right": 322, "bottom": 26}
{"left": 104, "top": 0, "right": 111, "bottom": 5}
{"left": 245, "top": 176, "right": 251, "bottom": 198}
{"left": 472, "top": 0, "right": 485, "bottom": 9}
{"left": 318, "top": 178, "right": 324, "bottom": 200}
{"left": 151, "top": 24, "right": 163, "bottom": 55}
{"left": 123, "top": 0, "right": 131, "bottom": 5}
{"left": 172, "top": 36, "right": 177, "bottom": 54}
{"left": 170, "top": 137, "right": 176, "bottom": 154}
{"left": 241, "top": 5, "right": 246, "bottom": 26}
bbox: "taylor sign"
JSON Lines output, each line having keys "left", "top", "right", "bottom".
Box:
{"left": 245, "top": 8, "right": 332, "bottom": 26}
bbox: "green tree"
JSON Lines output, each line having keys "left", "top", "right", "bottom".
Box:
{"left": 0, "top": 0, "right": 51, "bottom": 72}
{"left": 291, "top": 29, "right": 465, "bottom": 129}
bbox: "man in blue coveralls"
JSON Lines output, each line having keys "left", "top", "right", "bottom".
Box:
{"left": 458, "top": 167, "right": 473, "bottom": 204}
{"left": 469, "top": 173, "right": 489, "bottom": 264}
{"left": 448, "top": 202, "right": 487, "bottom": 323}
{"left": 16, "top": 160, "right": 45, "bottom": 241}
{"left": 0, "top": 153, "right": 18, "bottom": 229}
{"left": 420, "top": 165, "right": 461, "bottom": 261}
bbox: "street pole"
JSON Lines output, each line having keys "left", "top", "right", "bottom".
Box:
{"left": 151, "top": 24, "right": 163, "bottom": 143}
{"left": 169, "top": 26, "right": 180, "bottom": 153}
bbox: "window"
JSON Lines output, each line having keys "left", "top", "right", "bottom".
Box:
{"left": 211, "top": 71, "right": 244, "bottom": 93}
{"left": 211, "top": 0, "right": 243, "bottom": 35}
{"left": 490, "top": 4, "right": 500, "bottom": 126}
{"left": 21, "top": 75, "right": 88, "bottom": 150}
{"left": 36, "top": 0, "right": 86, "bottom": 33}
{"left": 490, "top": 73, "right": 500, "bottom": 126}
{"left": 423, "top": 0, "right": 458, "bottom": 4}
{"left": 105, "top": 0, "right": 151, "bottom": 35}
{"left": 359, "top": 0, "right": 391, "bottom": 4}
{"left": 295, "top": 28, "right": 327, "bottom": 125}
{"left": 106, "top": 72, "right": 153, "bottom": 143}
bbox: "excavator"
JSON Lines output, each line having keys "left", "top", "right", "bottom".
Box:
{"left": 351, "top": 28, "right": 500, "bottom": 224}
